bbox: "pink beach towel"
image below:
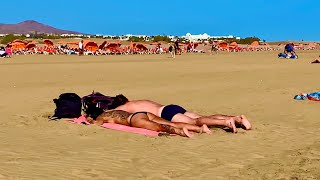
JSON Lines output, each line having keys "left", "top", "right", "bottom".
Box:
{"left": 67, "top": 116, "right": 160, "bottom": 136}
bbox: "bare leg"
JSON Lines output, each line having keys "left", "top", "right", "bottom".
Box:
{"left": 207, "top": 114, "right": 252, "bottom": 130}
{"left": 131, "top": 113, "right": 193, "bottom": 138}
{"left": 148, "top": 113, "right": 212, "bottom": 134}
{"left": 196, "top": 117, "right": 237, "bottom": 133}
{"left": 184, "top": 111, "right": 251, "bottom": 130}
{"left": 172, "top": 113, "right": 237, "bottom": 133}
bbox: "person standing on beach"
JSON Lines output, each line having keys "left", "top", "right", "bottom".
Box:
{"left": 210, "top": 41, "right": 219, "bottom": 55}
{"left": 78, "top": 40, "right": 84, "bottom": 56}
{"left": 168, "top": 43, "right": 175, "bottom": 58}
{"left": 174, "top": 39, "right": 181, "bottom": 55}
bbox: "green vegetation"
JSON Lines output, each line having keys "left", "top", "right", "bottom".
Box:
{"left": 0, "top": 34, "right": 26, "bottom": 44}
{"left": 29, "top": 33, "right": 61, "bottom": 39}
{"left": 237, "top": 37, "right": 261, "bottom": 44}
{"left": 211, "top": 37, "right": 261, "bottom": 44}
{"left": 128, "top": 36, "right": 145, "bottom": 42}
{"left": 152, "top": 35, "right": 171, "bottom": 43}
{"left": 112, "top": 36, "right": 120, "bottom": 40}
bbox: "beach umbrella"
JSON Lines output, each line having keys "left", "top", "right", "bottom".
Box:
{"left": 105, "top": 42, "right": 121, "bottom": 50}
{"left": 12, "top": 39, "right": 28, "bottom": 45}
{"left": 10, "top": 42, "right": 26, "bottom": 50}
{"left": 44, "top": 39, "right": 54, "bottom": 47}
{"left": 230, "top": 42, "right": 238, "bottom": 47}
{"left": 25, "top": 43, "right": 36, "bottom": 49}
{"left": 135, "top": 43, "right": 148, "bottom": 51}
{"left": 218, "top": 42, "right": 228, "bottom": 49}
{"left": 251, "top": 41, "right": 259, "bottom": 46}
{"left": 84, "top": 40, "right": 98, "bottom": 51}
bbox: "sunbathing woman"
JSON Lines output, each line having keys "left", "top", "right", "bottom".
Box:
{"left": 87, "top": 110, "right": 212, "bottom": 138}
{"left": 107, "top": 95, "right": 252, "bottom": 133}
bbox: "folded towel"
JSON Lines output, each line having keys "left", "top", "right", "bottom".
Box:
{"left": 67, "top": 116, "right": 160, "bottom": 136}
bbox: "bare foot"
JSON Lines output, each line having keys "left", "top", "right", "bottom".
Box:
{"left": 240, "top": 115, "right": 252, "bottom": 130}
{"left": 182, "top": 127, "right": 194, "bottom": 138}
{"left": 201, "top": 124, "right": 212, "bottom": 135}
{"left": 225, "top": 119, "right": 237, "bottom": 133}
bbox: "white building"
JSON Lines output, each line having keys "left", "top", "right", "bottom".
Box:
{"left": 122, "top": 34, "right": 151, "bottom": 41}
{"left": 183, "top": 33, "right": 241, "bottom": 41}
{"left": 183, "top": 33, "right": 210, "bottom": 41}
{"left": 60, "top": 34, "right": 84, "bottom": 37}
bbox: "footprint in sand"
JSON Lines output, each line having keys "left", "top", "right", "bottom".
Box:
{"left": 251, "top": 154, "right": 265, "bottom": 159}
{"left": 70, "top": 169, "right": 103, "bottom": 179}
{"left": 228, "top": 163, "right": 245, "bottom": 168}
{"left": 0, "top": 173, "right": 7, "bottom": 179}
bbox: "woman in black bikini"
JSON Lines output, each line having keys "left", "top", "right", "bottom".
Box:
{"left": 86, "top": 110, "right": 212, "bottom": 138}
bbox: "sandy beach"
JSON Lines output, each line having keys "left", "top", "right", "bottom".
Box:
{"left": 0, "top": 51, "right": 320, "bottom": 179}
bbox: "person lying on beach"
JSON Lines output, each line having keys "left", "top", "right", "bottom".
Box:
{"left": 86, "top": 110, "right": 212, "bottom": 138}
{"left": 0, "top": 47, "right": 8, "bottom": 58}
{"left": 311, "top": 56, "right": 320, "bottom": 63}
{"left": 108, "top": 95, "right": 252, "bottom": 133}
{"left": 174, "top": 39, "right": 182, "bottom": 55}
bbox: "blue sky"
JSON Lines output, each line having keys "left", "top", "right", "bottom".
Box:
{"left": 0, "top": 0, "right": 319, "bottom": 41}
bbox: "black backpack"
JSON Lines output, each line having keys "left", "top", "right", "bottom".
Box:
{"left": 82, "top": 92, "right": 114, "bottom": 120}
{"left": 49, "top": 93, "right": 82, "bottom": 120}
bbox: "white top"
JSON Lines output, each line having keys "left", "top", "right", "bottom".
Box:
{"left": 79, "top": 42, "right": 83, "bottom": 49}
{"left": 0, "top": 50, "right": 5, "bottom": 55}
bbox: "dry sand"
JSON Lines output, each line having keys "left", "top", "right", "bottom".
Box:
{"left": 0, "top": 51, "right": 320, "bottom": 179}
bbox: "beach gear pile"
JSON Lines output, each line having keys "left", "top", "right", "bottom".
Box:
{"left": 294, "top": 92, "right": 320, "bottom": 102}
{"left": 49, "top": 92, "right": 165, "bottom": 136}
{"left": 49, "top": 93, "right": 82, "bottom": 120}
{"left": 50, "top": 92, "right": 113, "bottom": 120}
{"left": 278, "top": 53, "right": 298, "bottom": 59}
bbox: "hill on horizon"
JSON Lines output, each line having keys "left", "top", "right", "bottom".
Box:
{"left": 0, "top": 20, "right": 81, "bottom": 35}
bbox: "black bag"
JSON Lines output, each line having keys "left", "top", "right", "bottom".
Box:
{"left": 82, "top": 92, "right": 114, "bottom": 120}
{"left": 49, "top": 93, "right": 82, "bottom": 120}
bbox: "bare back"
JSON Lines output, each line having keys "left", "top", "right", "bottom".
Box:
{"left": 115, "top": 100, "right": 164, "bottom": 117}
{"left": 95, "top": 110, "right": 132, "bottom": 126}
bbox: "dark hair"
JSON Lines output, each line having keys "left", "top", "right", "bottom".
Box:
{"left": 109, "top": 94, "right": 128, "bottom": 109}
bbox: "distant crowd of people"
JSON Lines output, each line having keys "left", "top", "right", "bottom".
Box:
{"left": 0, "top": 46, "right": 12, "bottom": 58}
{"left": 1, "top": 39, "right": 319, "bottom": 59}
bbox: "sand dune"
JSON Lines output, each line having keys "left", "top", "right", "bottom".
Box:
{"left": 0, "top": 51, "right": 320, "bottom": 179}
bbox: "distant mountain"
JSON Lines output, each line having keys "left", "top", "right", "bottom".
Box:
{"left": 0, "top": 20, "right": 81, "bottom": 34}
